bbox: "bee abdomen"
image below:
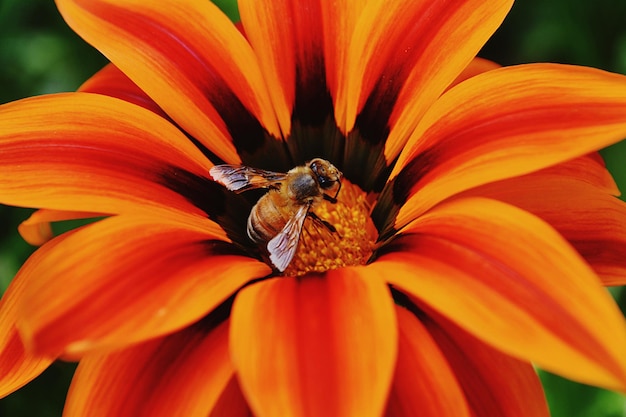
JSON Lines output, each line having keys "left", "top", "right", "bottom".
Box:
{"left": 247, "top": 194, "right": 289, "bottom": 243}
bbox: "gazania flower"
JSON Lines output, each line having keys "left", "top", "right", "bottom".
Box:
{"left": 2, "top": 0, "right": 626, "bottom": 415}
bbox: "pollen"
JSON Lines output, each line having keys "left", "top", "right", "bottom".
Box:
{"left": 283, "top": 180, "right": 378, "bottom": 277}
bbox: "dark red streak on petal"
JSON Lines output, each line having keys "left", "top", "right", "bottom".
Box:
{"left": 0, "top": 332, "right": 29, "bottom": 376}
{"left": 80, "top": 2, "right": 269, "bottom": 158}
{"left": 354, "top": 1, "right": 460, "bottom": 147}
{"left": 271, "top": 1, "right": 339, "bottom": 170}
{"left": 286, "top": 0, "right": 333, "bottom": 128}
{"left": 391, "top": 146, "right": 441, "bottom": 202}
{"left": 354, "top": 74, "right": 398, "bottom": 146}
{"left": 371, "top": 147, "right": 441, "bottom": 237}
{"left": 79, "top": 64, "right": 170, "bottom": 119}
{"left": 421, "top": 313, "right": 526, "bottom": 417}
{"left": 386, "top": 292, "right": 514, "bottom": 417}
{"left": 2, "top": 140, "right": 202, "bottom": 208}
{"left": 384, "top": 233, "right": 614, "bottom": 365}
{"left": 31, "top": 240, "right": 241, "bottom": 356}
{"left": 372, "top": 101, "right": 626, "bottom": 237}
{"left": 156, "top": 166, "right": 253, "bottom": 246}
{"left": 293, "top": 55, "right": 334, "bottom": 128}
{"left": 572, "top": 239, "right": 626, "bottom": 273}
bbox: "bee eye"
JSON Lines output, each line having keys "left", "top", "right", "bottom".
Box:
{"left": 310, "top": 160, "right": 327, "bottom": 178}
{"left": 309, "top": 160, "right": 323, "bottom": 173}
{"left": 319, "top": 177, "right": 334, "bottom": 189}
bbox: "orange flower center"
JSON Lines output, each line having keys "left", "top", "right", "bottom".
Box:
{"left": 283, "top": 180, "right": 378, "bottom": 277}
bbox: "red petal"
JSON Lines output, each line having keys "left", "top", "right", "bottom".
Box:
{"left": 422, "top": 310, "right": 550, "bottom": 417}
{"left": 230, "top": 269, "right": 397, "bottom": 417}
{"left": 371, "top": 197, "right": 626, "bottom": 391}
{"left": 386, "top": 64, "right": 626, "bottom": 232}
{"left": 78, "top": 63, "right": 168, "bottom": 118}
{"left": 209, "top": 377, "right": 254, "bottom": 417}
{"left": 57, "top": 0, "right": 282, "bottom": 162}
{"left": 462, "top": 156, "right": 626, "bottom": 286}
{"left": 0, "top": 93, "right": 212, "bottom": 216}
{"left": 64, "top": 321, "right": 233, "bottom": 417}
{"left": 385, "top": 306, "right": 469, "bottom": 417}
{"left": 0, "top": 271, "right": 52, "bottom": 398}
{"left": 16, "top": 214, "right": 269, "bottom": 358}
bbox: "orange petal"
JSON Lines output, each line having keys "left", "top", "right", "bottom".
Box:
{"left": 447, "top": 57, "right": 501, "bottom": 91}
{"left": 385, "top": 306, "right": 469, "bottom": 417}
{"left": 78, "top": 63, "right": 168, "bottom": 118}
{"left": 371, "top": 197, "right": 626, "bottom": 391}
{"left": 64, "top": 320, "right": 233, "bottom": 417}
{"left": 0, "top": 269, "right": 53, "bottom": 398}
{"left": 57, "top": 0, "right": 282, "bottom": 163}
{"left": 0, "top": 93, "right": 214, "bottom": 216}
{"left": 18, "top": 209, "right": 106, "bottom": 246}
{"left": 236, "top": 0, "right": 293, "bottom": 121}
{"left": 421, "top": 310, "right": 549, "bottom": 417}
{"left": 230, "top": 269, "right": 397, "bottom": 417}
{"left": 319, "top": 0, "right": 367, "bottom": 117}
{"left": 16, "top": 214, "right": 270, "bottom": 358}
{"left": 338, "top": 0, "right": 512, "bottom": 156}
{"left": 384, "top": 64, "right": 626, "bottom": 233}
{"left": 462, "top": 157, "right": 626, "bottom": 286}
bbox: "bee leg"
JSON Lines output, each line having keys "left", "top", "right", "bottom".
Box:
{"left": 322, "top": 193, "right": 338, "bottom": 204}
{"left": 308, "top": 212, "right": 340, "bottom": 238}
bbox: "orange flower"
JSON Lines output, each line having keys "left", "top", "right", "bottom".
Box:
{"left": 2, "top": 0, "right": 626, "bottom": 416}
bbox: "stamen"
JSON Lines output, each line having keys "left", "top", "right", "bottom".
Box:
{"left": 283, "top": 180, "right": 378, "bottom": 277}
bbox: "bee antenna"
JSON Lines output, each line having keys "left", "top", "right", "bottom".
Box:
{"left": 333, "top": 178, "right": 342, "bottom": 200}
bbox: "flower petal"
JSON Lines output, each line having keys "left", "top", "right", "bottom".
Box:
{"left": 421, "top": 309, "right": 550, "bottom": 417}
{"left": 240, "top": 0, "right": 370, "bottom": 132}
{"left": 57, "top": 0, "right": 282, "bottom": 163}
{"left": 64, "top": 320, "right": 233, "bottom": 417}
{"left": 372, "top": 197, "right": 626, "bottom": 391}
{"left": 338, "top": 0, "right": 512, "bottom": 156}
{"left": 462, "top": 156, "right": 626, "bottom": 286}
{"left": 78, "top": 63, "right": 168, "bottom": 118}
{"left": 230, "top": 269, "right": 397, "bottom": 417}
{"left": 379, "top": 64, "right": 626, "bottom": 234}
{"left": 0, "top": 272, "right": 53, "bottom": 398}
{"left": 0, "top": 93, "right": 214, "bottom": 216}
{"left": 18, "top": 209, "right": 105, "bottom": 246}
{"left": 16, "top": 214, "right": 270, "bottom": 358}
{"left": 239, "top": 0, "right": 365, "bottom": 166}
{"left": 208, "top": 377, "right": 253, "bottom": 417}
{"left": 447, "top": 57, "right": 501, "bottom": 91}
{"left": 320, "top": 0, "right": 367, "bottom": 117}
{"left": 385, "top": 306, "right": 469, "bottom": 417}
{"left": 238, "top": 0, "right": 294, "bottom": 111}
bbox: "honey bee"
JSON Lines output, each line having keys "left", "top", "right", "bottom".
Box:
{"left": 210, "top": 158, "right": 342, "bottom": 271}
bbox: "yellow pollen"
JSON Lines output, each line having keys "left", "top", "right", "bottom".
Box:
{"left": 283, "top": 180, "right": 378, "bottom": 277}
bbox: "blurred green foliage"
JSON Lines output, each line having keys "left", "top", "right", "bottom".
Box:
{"left": 0, "top": 0, "right": 625, "bottom": 416}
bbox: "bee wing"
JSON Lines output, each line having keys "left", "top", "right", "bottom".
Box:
{"left": 209, "top": 164, "right": 287, "bottom": 193}
{"left": 268, "top": 204, "right": 309, "bottom": 272}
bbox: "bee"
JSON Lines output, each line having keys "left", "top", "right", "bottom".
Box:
{"left": 210, "top": 158, "right": 342, "bottom": 271}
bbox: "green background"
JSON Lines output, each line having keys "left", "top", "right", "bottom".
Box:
{"left": 0, "top": 0, "right": 625, "bottom": 416}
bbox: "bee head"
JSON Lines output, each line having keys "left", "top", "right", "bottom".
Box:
{"left": 309, "top": 158, "right": 342, "bottom": 190}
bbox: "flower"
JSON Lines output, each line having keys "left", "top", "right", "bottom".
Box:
{"left": 1, "top": 0, "right": 626, "bottom": 415}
